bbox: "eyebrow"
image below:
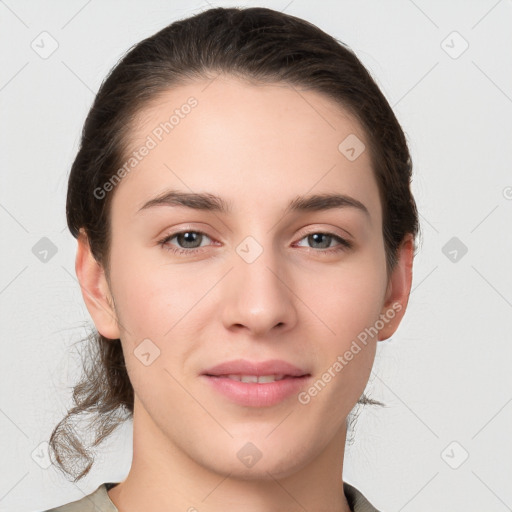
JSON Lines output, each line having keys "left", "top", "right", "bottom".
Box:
{"left": 137, "top": 190, "right": 370, "bottom": 219}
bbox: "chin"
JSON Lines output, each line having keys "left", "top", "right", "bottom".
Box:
{"left": 201, "top": 439, "right": 312, "bottom": 482}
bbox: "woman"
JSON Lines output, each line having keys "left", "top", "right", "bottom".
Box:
{"left": 45, "top": 6, "right": 419, "bottom": 511}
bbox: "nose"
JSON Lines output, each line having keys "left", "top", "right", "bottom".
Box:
{"left": 220, "top": 240, "right": 298, "bottom": 337}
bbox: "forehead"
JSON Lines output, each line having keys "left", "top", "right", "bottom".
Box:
{"left": 110, "top": 74, "right": 381, "bottom": 224}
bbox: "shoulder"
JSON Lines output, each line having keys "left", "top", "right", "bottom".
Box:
{"left": 43, "top": 483, "right": 119, "bottom": 512}
{"left": 343, "top": 481, "right": 382, "bottom": 512}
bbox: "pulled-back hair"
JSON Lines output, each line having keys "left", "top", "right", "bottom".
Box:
{"left": 50, "top": 6, "right": 420, "bottom": 481}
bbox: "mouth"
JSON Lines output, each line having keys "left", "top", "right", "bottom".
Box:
{"left": 200, "top": 360, "right": 311, "bottom": 407}
{"left": 201, "top": 374, "right": 311, "bottom": 407}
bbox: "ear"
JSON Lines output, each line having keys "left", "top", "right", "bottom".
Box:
{"left": 75, "top": 229, "right": 121, "bottom": 340}
{"left": 378, "top": 233, "right": 414, "bottom": 341}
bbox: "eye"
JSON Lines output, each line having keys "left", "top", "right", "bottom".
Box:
{"left": 158, "top": 230, "right": 215, "bottom": 256}
{"left": 295, "top": 232, "right": 352, "bottom": 254}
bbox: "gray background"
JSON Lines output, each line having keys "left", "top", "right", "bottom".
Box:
{"left": 1, "top": 0, "right": 511, "bottom": 511}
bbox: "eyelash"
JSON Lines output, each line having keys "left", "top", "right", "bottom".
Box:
{"left": 157, "top": 229, "right": 353, "bottom": 256}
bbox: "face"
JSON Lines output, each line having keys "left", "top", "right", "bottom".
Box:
{"left": 81, "top": 74, "right": 410, "bottom": 480}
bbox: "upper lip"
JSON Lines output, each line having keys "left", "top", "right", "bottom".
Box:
{"left": 202, "top": 359, "right": 309, "bottom": 377}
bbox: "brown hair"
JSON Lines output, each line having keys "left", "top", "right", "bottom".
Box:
{"left": 50, "top": 6, "right": 420, "bottom": 481}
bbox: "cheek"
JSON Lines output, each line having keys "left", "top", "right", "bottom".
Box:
{"left": 297, "top": 250, "right": 386, "bottom": 400}
{"left": 111, "top": 256, "right": 201, "bottom": 409}
{"left": 298, "top": 267, "right": 383, "bottom": 418}
{"left": 108, "top": 246, "right": 204, "bottom": 336}
{"left": 305, "top": 255, "right": 387, "bottom": 342}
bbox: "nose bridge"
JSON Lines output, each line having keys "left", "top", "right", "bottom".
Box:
{"left": 222, "top": 230, "right": 296, "bottom": 333}
{"left": 236, "top": 233, "right": 282, "bottom": 293}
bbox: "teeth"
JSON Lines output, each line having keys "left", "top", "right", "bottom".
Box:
{"left": 226, "top": 374, "right": 286, "bottom": 383}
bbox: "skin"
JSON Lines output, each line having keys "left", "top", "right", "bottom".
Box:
{"left": 76, "top": 74, "right": 414, "bottom": 512}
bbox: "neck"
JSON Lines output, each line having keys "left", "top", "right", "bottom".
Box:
{"left": 108, "top": 395, "right": 353, "bottom": 512}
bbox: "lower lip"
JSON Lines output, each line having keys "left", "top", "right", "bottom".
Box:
{"left": 202, "top": 375, "right": 311, "bottom": 407}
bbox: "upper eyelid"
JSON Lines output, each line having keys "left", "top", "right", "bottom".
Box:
{"left": 294, "top": 225, "right": 353, "bottom": 241}
{"left": 162, "top": 229, "right": 213, "bottom": 242}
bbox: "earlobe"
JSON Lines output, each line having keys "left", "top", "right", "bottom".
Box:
{"left": 378, "top": 234, "right": 415, "bottom": 341}
{"left": 75, "top": 229, "right": 121, "bottom": 340}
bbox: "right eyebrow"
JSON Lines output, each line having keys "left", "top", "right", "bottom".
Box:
{"left": 137, "top": 190, "right": 232, "bottom": 214}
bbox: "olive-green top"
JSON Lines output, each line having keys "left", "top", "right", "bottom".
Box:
{"left": 45, "top": 481, "right": 381, "bottom": 511}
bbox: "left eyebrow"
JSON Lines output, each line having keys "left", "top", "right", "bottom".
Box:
{"left": 284, "top": 192, "right": 370, "bottom": 220}
{"left": 136, "top": 190, "right": 370, "bottom": 220}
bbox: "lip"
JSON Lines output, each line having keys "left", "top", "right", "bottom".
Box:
{"left": 202, "top": 358, "right": 309, "bottom": 377}
{"left": 201, "top": 359, "right": 311, "bottom": 407}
